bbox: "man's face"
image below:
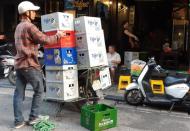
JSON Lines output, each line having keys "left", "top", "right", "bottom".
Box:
{"left": 27, "top": 11, "right": 36, "bottom": 20}
{"left": 30, "top": 11, "right": 36, "bottom": 20}
{"left": 109, "top": 46, "right": 115, "bottom": 54}
{"left": 124, "top": 22, "right": 129, "bottom": 29}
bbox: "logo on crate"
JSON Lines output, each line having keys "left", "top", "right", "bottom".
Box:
{"left": 89, "top": 36, "right": 102, "bottom": 46}
{"left": 91, "top": 53, "right": 102, "bottom": 59}
{"left": 87, "top": 20, "right": 101, "bottom": 31}
{"left": 61, "top": 14, "right": 71, "bottom": 27}
{"left": 98, "top": 118, "right": 114, "bottom": 127}
{"left": 54, "top": 49, "right": 62, "bottom": 64}
{"left": 66, "top": 50, "right": 73, "bottom": 57}
{"left": 66, "top": 83, "right": 75, "bottom": 97}
{"left": 74, "top": 20, "right": 80, "bottom": 25}
{"left": 49, "top": 86, "right": 61, "bottom": 97}
{"left": 87, "top": 20, "right": 98, "bottom": 26}
{"left": 43, "top": 17, "right": 56, "bottom": 26}
{"left": 55, "top": 71, "right": 62, "bottom": 81}
{"left": 61, "top": 49, "right": 74, "bottom": 64}
{"left": 91, "top": 52, "right": 104, "bottom": 62}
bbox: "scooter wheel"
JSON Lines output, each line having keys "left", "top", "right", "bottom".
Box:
{"left": 124, "top": 89, "right": 144, "bottom": 106}
{"left": 8, "top": 70, "right": 16, "bottom": 86}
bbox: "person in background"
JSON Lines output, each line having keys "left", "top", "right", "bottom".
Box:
{"left": 123, "top": 22, "right": 139, "bottom": 49}
{"left": 107, "top": 45, "right": 121, "bottom": 84}
{"left": 0, "top": 34, "right": 6, "bottom": 41}
{"left": 13, "top": 1, "right": 65, "bottom": 129}
{"left": 163, "top": 38, "right": 172, "bottom": 53}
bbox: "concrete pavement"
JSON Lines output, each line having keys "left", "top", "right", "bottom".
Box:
{"left": 1, "top": 79, "right": 190, "bottom": 131}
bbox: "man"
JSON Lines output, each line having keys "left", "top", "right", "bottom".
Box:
{"left": 107, "top": 45, "right": 121, "bottom": 83}
{"left": 13, "top": 1, "right": 64, "bottom": 129}
{"left": 123, "top": 21, "right": 139, "bottom": 49}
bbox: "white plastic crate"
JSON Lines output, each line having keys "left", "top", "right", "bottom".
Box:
{"left": 45, "top": 65, "right": 77, "bottom": 71}
{"left": 99, "top": 67, "right": 111, "bottom": 89}
{"left": 124, "top": 52, "right": 139, "bottom": 68}
{"left": 74, "top": 16, "right": 102, "bottom": 33}
{"left": 45, "top": 80, "right": 79, "bottom": 101}
{"left": 75, "top": 30, "right": 106, "bottom": 50}
{"left": 46, "top": 69, "right": 78, "bottom": 83}
{"left": 41, "top": 12, "right": 74, "bottom": 32}
{"left": 124, "top": 51, "right": 139, "bottom": 60}
{"left": 77, "top": 49, "right": 108, "bottom": 69}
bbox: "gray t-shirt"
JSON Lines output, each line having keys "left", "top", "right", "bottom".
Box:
{"left": 107, "top": 52, "right": 121, "bottom": 67}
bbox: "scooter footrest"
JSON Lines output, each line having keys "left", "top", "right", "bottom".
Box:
{"left": 104, "top": 95, "right": 125, "bottom": 102}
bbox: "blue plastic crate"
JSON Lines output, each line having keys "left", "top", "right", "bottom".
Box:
{"left": 44, "top": 48, "right": 77, "bottom": 66}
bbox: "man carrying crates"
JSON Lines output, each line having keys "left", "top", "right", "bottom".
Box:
{"left": 13, "top": 1, "right": 64, "bottom": 129}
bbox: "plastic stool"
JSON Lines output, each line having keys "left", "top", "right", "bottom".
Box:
{"left": 118, "top": 75, "right": 131, "bottom": 90}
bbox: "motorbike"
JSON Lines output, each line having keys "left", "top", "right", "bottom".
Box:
{"left": 124, "top": 57, "right": 190, "bottom": 111}
{"left": 0, "top": 43, "right": 15, "bottom": 85}
{"left": 8, "top": 45, "right": 45, "bottom": 86}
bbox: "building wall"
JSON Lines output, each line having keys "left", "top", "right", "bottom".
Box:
{"left": 0, "top": 6, "right": 4, "bottom": 33}
{"left": 0, "top": 0, "right": 21, "bottom": 40}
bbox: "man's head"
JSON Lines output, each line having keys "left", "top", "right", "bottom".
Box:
{"left": 124, "top": 22, "right": 129, "bottom": 29}
{"left": 18, "top": 1, "right": 40, "bottom": 20}
{"left": 108, "top": 45, "right": 116, "bottom": 54}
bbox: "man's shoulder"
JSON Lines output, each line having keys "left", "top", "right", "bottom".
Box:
{"left": 16, "top": 21, "right": 35, "bottom": 30}
{"left": 115, "top": 52, "right": 120, "bottom": 56}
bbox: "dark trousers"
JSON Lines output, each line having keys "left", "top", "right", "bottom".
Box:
{"left": 13, "top": 68, "right": 44, "bottom": 124}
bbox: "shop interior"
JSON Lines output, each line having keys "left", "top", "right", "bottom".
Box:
{"left": 101, "top": 0, "right": 190, "bottom": 70}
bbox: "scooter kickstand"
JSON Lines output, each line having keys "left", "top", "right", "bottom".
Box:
{"left": 114, "top": 101, "right": 119, "bottom": 106}
{"left": 169, "top": 102, "right": 175, "bottom": 113}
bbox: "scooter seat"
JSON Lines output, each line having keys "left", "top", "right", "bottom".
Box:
{"left": 0, "top": 55, "right": 14, "bottom": 59}
{"left": 165, "top": 76, "right": 189, "bottom": 86}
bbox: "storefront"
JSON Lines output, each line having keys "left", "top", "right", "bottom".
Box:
{"left": 0, "top": 0, "right": 94, "bottom": 40}
{"left": 0, "top": 0, "right": 189, "bottom": 70}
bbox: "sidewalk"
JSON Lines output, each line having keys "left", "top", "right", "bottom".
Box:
{"left": 1, "top": 86, "right": 190, "bottom": 131}
{"left": 0, "top": 87, "right": 86, "bottom": 131}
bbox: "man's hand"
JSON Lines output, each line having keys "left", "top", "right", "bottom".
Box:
{"left": 111, "top": 60, "right": 118, "bottom": 64}
{"left": 134, "top": 36, "right": 139, "bottom": 41}
{"left": 56, "top": 31, "right": 66, "bottom": 38}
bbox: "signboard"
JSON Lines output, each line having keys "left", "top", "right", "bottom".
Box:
{"left": 64, "top": 0, "right": 90, "bottom": 16}
{"left": 64, "top": 0, "right": 89, "bottom": 10}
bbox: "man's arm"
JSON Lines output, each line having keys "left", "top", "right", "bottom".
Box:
{"left": 124, "top": 30, "right": 138, "bottom": 41}
{"left": 116, "top": 53, "right": 121, "bottom": 64}
{"left": 28, "top": 24, "right": 62, "bottom": 45}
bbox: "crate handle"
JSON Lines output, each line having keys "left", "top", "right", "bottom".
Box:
{"left": 103, "top": 113, "right": 110, "bottom": 116}
{"left": 66, "top": 32, "right": 70, "bottom": 36}
{"left": 88, "top": 107, "right": 96, "bottom": 110}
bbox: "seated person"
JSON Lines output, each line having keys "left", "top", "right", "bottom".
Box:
{"left": 107, "top": 45, "right": 121, "bottom": 83}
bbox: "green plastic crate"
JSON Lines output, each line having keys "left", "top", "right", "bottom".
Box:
{"left": 80, "top": 104, "right": 117, "bottom": 131}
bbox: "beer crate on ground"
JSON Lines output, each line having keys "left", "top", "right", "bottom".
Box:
{"left": 77, "top": 49, "right": 108, "bottom": 69}
{"left": 81, "top": 104, "right": 117, "bottom": 131}
{"left": 74, "top": 16, "right": 102, "bottom": 33}
{"left": 44, "top": 47, "right": 77, "bottom": 66}
{"left": 44, "top": 30, "right": 76, "bottom": 48}
{"left": 45, "top": 80, "right": 79, "bottom": 101}
{"left": 75, "top": 30, "right": 106, "bottom": 50}
{"left": 41, "top": 12, "right": 74, "bottom": 32}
